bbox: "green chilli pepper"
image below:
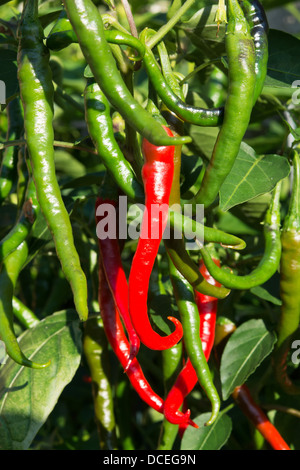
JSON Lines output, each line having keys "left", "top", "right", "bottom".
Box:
{"left": 83, "top": 316, "right": 117, "bottom": 449}
{"left": 17, "top": 0, "right": 88, "bottom": 321}
{"left": 12, "top": 296, "right": 40, "bottom": 329}
{"left": 191, "top": 0, "right": 256, "bottom": 209}
{"left": 199, "top": 182, "right": 282, "bottom": 290}
{"left": 0, "top": 241, "right": 50, "bottom": 368}
{"left": 168, "top": 258, "right": 221, "bottom": 426}
{"left": 274, "top": 150, "right": 300, "bottom": 395}
{"left": 168, "top": 209, "right": 246, "bottom": 250}
{"left": 241, "top": 0, "right": 269, "bottom": 104}
{"left": 158, "top": 342, "right": 183, "bottom": 450}
{"left": 84, "top": 79, "right": 144, "bottom": 202}
{"left": 161, "top": 114, "right": 229, "bottom": 299}
{"left": 62, "top": 0, "right": 191, "bottom": 147}
{"left": 139, "top": 28, "right": 224, "bottom": 127}
{"left": 0, "top": 177, "right": 39, "bottom": 263}
{"left": 0, "top": 98, "right": 24, "bottom": 205}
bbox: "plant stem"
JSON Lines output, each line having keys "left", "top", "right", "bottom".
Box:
{"left": 147, "top": 0, "right": 196, "bottom": 49}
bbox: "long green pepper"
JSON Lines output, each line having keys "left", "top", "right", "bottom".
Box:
{"left": 0, "top": 177, "right": 39, "bottom": 263}
{"left": 84, "top": 80, "right": 144, "bottom": 202}
{"left": 200, "top": 182, "right": 282, "bottom": 290}
{"left": 62, "top": 0, "right": 191, "bottom": 148}
{"left": 191, "top": 0, "right": 256, "bottom": 209}
{"left": 274, "top": 150, "right": 300, "bottom": 394}
{"left": 17, "top": 0, "right": 88, "bottom": 321}
{"left": 241, "top": 0, "right": 269, "bottom": 104}
{"left": 140, "top": 29, "right": 224, "bottom": 128}
{"left": 168, "top": 258, "right": 220, "bottom": 426}
{"left": 0, "top": 241, "right": 50, "bottom": 368}
{"left": 83, "top": 316, "right": 118, "bottom": 449}
{"left": 0, "top": 98, "right": 24, "bottom": 204}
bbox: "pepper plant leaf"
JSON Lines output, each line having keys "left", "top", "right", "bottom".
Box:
{"left": 0, "top": 309, "right": 82, "bottom": 450}
{"left": 220, "top": 319, "right": 276, "bottom": 400}
{"left": 264, "top": 29, "right": 300, "bottom": 90}
{"left": 181, "top": 412, "right": 232, "bottom": 450}
{"left": 219, "top": 142, "right": 290, "bottom": 211}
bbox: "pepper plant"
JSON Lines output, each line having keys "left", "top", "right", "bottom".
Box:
{"left": 0, "top": 0, "right": 300, "bottom": 451}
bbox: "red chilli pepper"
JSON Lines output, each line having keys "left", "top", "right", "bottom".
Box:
{"left": 128, "top": 126, "right": 183, "bottom": 350}
{"left": 95, "top": 196, "right": 140, "bottom": 369}
{"left": 97, "top": 238, "right": 197, "bottom": 428}
{"left": 164, "top": 259, "right": 220, "bottom": 427}
{"left": 232, "top": 385, "right": 290, "bottom": 451}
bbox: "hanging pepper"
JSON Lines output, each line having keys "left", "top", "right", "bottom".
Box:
{"left": 191, "top": 0, "right": 256, "bottom": 209}
{"left": 240, "top": 0, "right": 269, "bottom": 104}
{"left": 85, "top": 80, "right": 144, "bottom": 203}
{"left": 199, "top": 182, "right": 282, "bottom": 290}
{"left": 96, "top": 221, "right": 197, "bottom": 428}
{"left": 62, "top": 0, "right": 191, "bottom": 147}
{"left": 83, "top": 316, "right": 117, "bottom": 450}
{"left": 128, "top": 126, "right": 183, "bottom": 350}
{"left": 139, "top": 28, "right": 224, "bottom": 128}
{"left": 17, "top": 0, "right": 88, "bottom": 322}
{"left": 0, "top": 97, "right": 24, "bottom": 205}
{"left": 274, "top": 150, "right": 300, "bottom": 395}
{"left": 168, "top": 258, "right": 221, "bottom": 426}
{"left": 163, "top": 259, "right": 221, "bottom": 426}
{"left": 95, "top": 175, "right": 140, "bottom": 368}
{"left": 0, "top": 176, "right": 39, "bottom": 263}
{"left": 0, "top": 240, "right": 50, "bottom": 368}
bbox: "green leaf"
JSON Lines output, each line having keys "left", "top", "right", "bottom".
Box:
{"left": 250, "top": 286, "right": 282, "bottom": 306}
{"left": 219, "top": 142, "right": 290, "bottom": 211}
{"left": 220, "top": 319, "right": 276, "bottom": 400}
{"left": 0, "top": 310, "right": 82, "bottom": 450}
{"left": 265, "top": 29, "right": 300, "bottom": 89}
{"left": 181, "top": 412, "right": 232, "bottom": 450}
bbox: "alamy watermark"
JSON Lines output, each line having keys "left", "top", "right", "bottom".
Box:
{"left": 0, "top": 80, "right": 5, "bottom": 105}
{"left": 291, "top": 340, "right": 300, "bottom": 365}
{"left": 95, "top": 196, "right": 204, "bottom": 250}
{"left": 0, "top": 340, "right": 7, "bottom": 364}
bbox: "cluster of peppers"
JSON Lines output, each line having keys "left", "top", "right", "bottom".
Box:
{"left": 0, "top": 0, "right": 298, "bottom": 450}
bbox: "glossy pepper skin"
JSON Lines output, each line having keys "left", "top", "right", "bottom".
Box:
{"left": 95, "top": 177, "right": 140, "bottom": 368}
{"left": 129, "top": 126, "right": 184, "bottom": 350}
{"left": 0, "top": 98, "right": 24, "bottom": 205}
{"left": 139, "top": 29, "right": 224, "bottom": 128}
{"left": 17, "top": 0, "right": 88, "bottom": 321}
{"left": 274, "top": 150, "right": 300, "bottom": 395}
{"left": 62, "top": 0, "right": 191, "bottom": 148}
{"left": 232, "top": 385, "right": 290, "bottom": 450}
{"left": 0, "top": 177, "right": 39, "bottom": 263}
{"left": 96, "top": 233, "right": 197, "bottom": 428}
{"left": 12, "top": 296, "right": 40, "bottom": 330}
{"left": 169, "top": 259, "right": 221, "bottom": 426}
{"left": 83, "top": 316, "right": 117, "bottom": 450}
{"left": 200, "top": 182, "right": 282, "bottom": 290}
{"left": 191, "top": 0, "right": 256, "bottom": 209}
{"left": 240, "top": 0, "right": 269, "bottom": 104}
{"left": 163, "top": 259, "right": 220, "bottom": 426}
{"left": 85, "top": 80, "right": 144, "bottom": 203}
{"left": 0, "top": 241, "right": 50, "bottom": 368}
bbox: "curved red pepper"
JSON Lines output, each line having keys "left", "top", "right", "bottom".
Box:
{"left": 128, "top": 126, "right": 183, "bottom": 350}
{"left": 97, "top": 246, "right": 197, "bottom": 428}
{"left": 95, "top": 196, "right": 140, "bottom": 369}
{"left": 163, "top": 259, "right": 220, "bottom": 426}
